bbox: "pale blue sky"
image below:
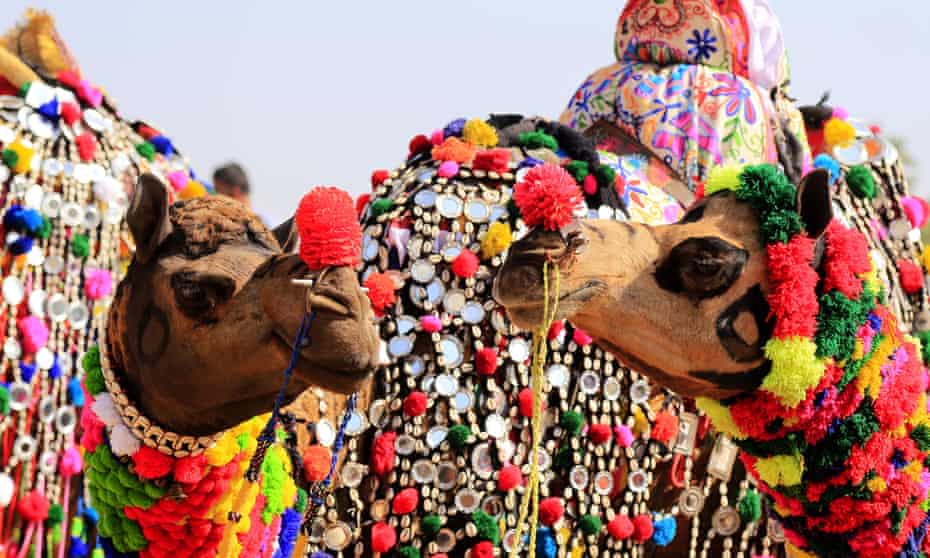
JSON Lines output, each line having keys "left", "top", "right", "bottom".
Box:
{"left": 8, "top": 1, "right": 930, "bottom": 224}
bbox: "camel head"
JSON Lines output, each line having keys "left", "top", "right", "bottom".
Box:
{"left": 105, "top": 175, "right": 380, "bottom": 436}
{"left": 495, "top": 166, "right": 833, "bottom": 400}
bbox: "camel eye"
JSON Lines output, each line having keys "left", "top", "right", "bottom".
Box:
{"left": 692, "top": 255, "right": 723, "bottom": 276}
{"left": 171, "top": 272, "right": 236, "bottom": 321}
{"left": 655, "top": 237, "right": 748, "bottom": 299}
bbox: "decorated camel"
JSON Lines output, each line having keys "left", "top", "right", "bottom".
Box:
{"left": 81, "top": 174, "right": 380, "bottom": 558}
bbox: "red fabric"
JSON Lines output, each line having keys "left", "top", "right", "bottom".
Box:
{"left": 475, "top": 348, "right": 498, "bottom": 376}
{"left": 370, "top": 432, "right": 397, "bottom": 476}
{"left": 513, "top": 163, "right": 582, "bottom": 231}
{"left": 403, "top": 391, "right": 428, "bottom": 417}
{"left": 371, "top": 169, "right": 390, "bottom": 189}
{"left": 651, "top": 411, "right": 679, "bottom": 443}
{"left": 632, "top": 514, "right": 654, "bottom": 543}
{"left": 370, "top": 522, "right": 397, "bottom": 553}
{"left": 538, "top": 497, "right": 564, "bottom": 526}
{"left": 607, "top": 515, "right": 634, "bottom": 540}
{"left": 75, "top": 132, "right": 97, "bottom": 162}
{"left": 132, "top": 446, "right": 174, "bottom": 479}
{"left": 518, "top": 388, "right": 537, "bottom": 418}
{"left": 588, "top": 424, "right": 612, "bottom": 445}
{"left": 408, "top": 135, "right": 431, "bottom": 156}
{"left": 60, "top": 102, "right": 81, "bottom": 126}
{"left": 17, "top": 491, "right": 49, "bottom": 522}
{"left": 497, "top": 465, "right": 522, "bottom": 491}
{"left": 451, "top": 249, "right": 479, "bottom": 278}
{"left": 897, "top": 258, "right": 924, "bottom": 294}
{"left": 391, "top": 488, "right": 419, "bottom": 515}
{"left": 471, "top": 541, "right": 494, "bottom": 558}
{"left": 472, "top": 149, "right": 511, "bottom": 173}
{"left": 296, "top": 187, "right": 361, "bottom": 270}
{"left": 302, "top": 445, "right": 332, "bottom": 482}
{"left": 364, "top": 273, "right": 397, "bottom": 317}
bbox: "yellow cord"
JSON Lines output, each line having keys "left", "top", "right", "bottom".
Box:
{"left": 509, "top": 260, "right": 560, "bottom": 558}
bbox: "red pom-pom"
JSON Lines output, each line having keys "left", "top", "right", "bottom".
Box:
{"left": 371, "top": 169, "right": 390, "bottom": 189}
{"left": 18, "top": 491, "right": 49, "bottom": 522}
{"left": 75, "top": 132, "right": 97, "bottom": 162}
{"left": 518, "top": 388, "right": 537, "bottom": 418}
{"left": 898, "top": 258, "right": 924, "bottom": 294}
{"left": 371, "top": 522, "right": 397, "bottom": 553}
{"left": 132, "top": 446, "right": 174, "bottom": 479}
{"left": 583, "top": 174, "right": 597, "bottom": 195}
{"left": 471, "top": 541, "right": 494, "bottom": 558}
{"left": 472, "top": 149, "right": 511, "bottom": 173}
{"left": 364, "top": 272, "right": 397, "bottom": 316}
{"left": 408, "top": 135, "right": 431, "bottom": 156}
{"left": 608, "top": 516, "right": 634, "bottom": 540}
{"left": 356, "top": 193, "right": 371, "bottom": 218}
{"left": 296, "top": 187, "right": 361, "bottom": 270}
{"left": 475, "top": 348, "right": 498, "bottom": 376}
{"left": 136, "top": 124, "right": 161, "bottom": 140}
{"left": 547, "top": 321, "right": 564, "bottom": 340}
{"left": 302, "top": 444, "right": 332, "bottom": 482}
{"left": 572, "top": 328, "right": 593, "bottom": 346}
{"left": 403, "top": 391, "right": 428, "bottom": 417}
{"left": 392, "top": 487, "right": 419, "bottom": 515}
{"left": 60, "top": 102, "right": 81, "bottom": 126}
{"left": 588, "top": 423, "right": 612, "bottom": 445}
{"left": 174, "top": 454, "right": 208, "bottom": 484}
{"left": 539, "top": 497, "right": 564, "bottom": 526}
{"left": 651, "top": 411, "right": 679, "bottom": 444}
{"left": 371, "top": 432, "right": 397, "bottom": 476}
{"left": 497, "top": 464, "right": 522, "bottom": 491}
{"left": 56, "top": 70, "right": 82, "bottom": 90}
{"left": 632, "top": 515, "right": 654, "bottom": 543}
{"left": 513, "top": 163, "right": 582, "bottom": 230}
{"left": 451, "top": 249, "right": 479, "bottom": 278}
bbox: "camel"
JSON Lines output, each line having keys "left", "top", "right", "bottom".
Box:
{"left": 495, "top": 161, "right": 930, "bottom": 556}
{"left": 81, "top": 173, "right": 380, "bottom": 558}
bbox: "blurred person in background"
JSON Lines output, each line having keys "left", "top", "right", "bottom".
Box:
{"left": 213, "top": 162, "right": 252, "bottom": 208}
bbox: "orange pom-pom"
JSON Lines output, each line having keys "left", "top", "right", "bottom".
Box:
{"left": 296, "top": 187, "right": 361, "bottom": 270}
{"left": 364, "top": 272, "right": 397, "bottom": 317}
{"left": 303, "top": 444, "right": 332, "bottom": 482}
{"left": 651, "top": 411, "right": 679, "bottom": 444}
{"left": 431, "top": 137, "right": 476, "bottom": 164}
{"left": 514, "top": 164, "right": 582, "bottom": 230}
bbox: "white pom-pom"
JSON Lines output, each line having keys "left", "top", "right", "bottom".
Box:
{"left": 91, "top": 394, "right": 121, "bottom": 427}
{"left": 109, "top": 424, "right": 141, "bottom": 457}
{"left": 93, "top": 177, "right": 125, "bottom": 206}
{"left": 0, "top": 473, "right": 13, "bottom": 507}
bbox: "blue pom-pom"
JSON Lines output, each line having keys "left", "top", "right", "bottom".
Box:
{"left": 652, "top": 516, "right": 677, "bottom": 547}
{"left": 49, "top": 357, "right": 62, "bottom": 379}
{"left": 149, "top": 135, "right": 174, "bottom": 157}
{"left": 37, "top": 98, "right": 59, "bottom": 121}
{"left": 813, "top": 154, "right": 841, "bottom": 185}
{"left": 272, "top": 509, "right": 302, "bottom": 558}
{"left": 527, "top": 527, "right": 557, "bottom": 558}
{"left": 20, "top": 208, "right": 43, "bottom": 234}
{"left": 84, "top": 506, "right": 99, "bottom": 523}
{"left": 69, "top": 537, "right": 89, "bottom": 558}
{"left": 3, "top": 205, "right": 25, "bottom": 231}
{"left": 19, "top": 362, "right": 36, "bottom": 383}
{"left": 443, "top": 118, "right": 466, "bottom": 138}
{"left": 69, "top": 377, "right": 85, "bottom": 406}
{"left": 9, "top": 235, "right": 33, "bottom": 255}
{"left": 518, "top": 157, "right": 544, "bottom": 169}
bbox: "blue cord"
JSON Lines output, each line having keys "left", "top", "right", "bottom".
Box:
{"left": 259, "top": 312, "right": 315, "bottom": 443}
{"left": 323, "top": 392, "right": 356, "bottom": 487}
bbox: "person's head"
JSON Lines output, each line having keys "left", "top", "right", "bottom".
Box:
{"left": 213, "top": 162, "right": 251, "bottom": 205}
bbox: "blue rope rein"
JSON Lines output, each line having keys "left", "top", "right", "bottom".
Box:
{"left": 323, "top": 392, "right": 356, "bottom": 487}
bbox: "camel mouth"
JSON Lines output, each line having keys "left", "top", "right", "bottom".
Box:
{"left": 272, "top": 330, "right": 376, "bottom": 393}
{"left": 496, "top": 279, "right": 608, "bottom": 329}
{"left": 307, "top": 288, "right": 354, "bottom": 317}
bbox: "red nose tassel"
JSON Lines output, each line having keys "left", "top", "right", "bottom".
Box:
{"left": 295, "top": 187, "right": 362, "bottom": 270}
{"left": 513, "top": 163, "right": 583, "bottom": 231}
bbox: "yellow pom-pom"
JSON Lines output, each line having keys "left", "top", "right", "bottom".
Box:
{"left": 866, "top": 476, "right": 887, "bottom": 493}
{"left": 857, "top": 335, "right": 897, "bottom": 397}
{"left": 481, "top": 222, "right": 512, "bottom": 259}
{"left": 753, "top": 454, "right": 803, "bottom": 487}
{"left": 904, "top": 460, "right": 923, "bottom": 482}
{"left": 761, "top": 337, "right": 825, "bottom": 407}
{"left": 632, "top": 406, "right": 649, "bottom": 436}
{"left": 462, "top": 119, "right": 498, "bottom": 148}
{"left": 179, "top": 180, "right": 207, "bottom": 200}
{"left": 6, "top": 141, "right": 34, "bottom": 175}
{"left": 695, "top": 397, "right": 746, "bottom": 439}
{"left": 205, "top": 431, "right": 240, "bottom": 467}
{"left": 823, "top": 117, "right": 856, "bottom": 149}
{"left": 922, "top": 246, "right": 930, "bottom": 272}
{"left": 704, "top": 165, "right": 743, "bottom": 196}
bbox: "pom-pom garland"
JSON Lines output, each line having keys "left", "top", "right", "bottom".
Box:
{"left": 296, "top": 187, "right": 362, "bottom": 270}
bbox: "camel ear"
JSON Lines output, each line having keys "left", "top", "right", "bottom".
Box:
{"left": 796, "top": 168, "right": 833, "bottom": 238}
{"left": 128, "top": 173, "right": 173, "bottom": 263}
{"left": 272, "top": 217, "right": 297, "bottom": 253}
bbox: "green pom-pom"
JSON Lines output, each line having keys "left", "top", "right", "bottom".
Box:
{"left": 370, "top": 198, "right": 395, "bottom": 217}
{"left": 447, "top": 424, "right": 471, "bottom": 449}
{"left": 47, "top": 504, "right": 64, "bottom": 524}
{"left": 912, "top": 424, "right": 930, "bottom": 452}
{"left": 71, "top": 234, "right": 90, "bottom": 258}
{"left": 0, "top": 385, "right": 9, "bottom": 415}
{"left": 92, "top": 549, "right": 105, "bottom": 558}
{"left": 2, "top": 149, "right": 18, "bottom": 169}
{"left": 916, "top": 331, "right": 930, "bottom": 365}
{"left": 50, "top": 524, "right": 62, "bottom": 544}
{"left": 135, "top": 142, "right": 156, "bottom": 162}
{"left": 594, "top": 164, "right": 617, "bottom": 190}
{"left": 737, "top": 489, "right": 761, "bottom": 523}
{"left": 736, "top": 164, "right": 796, "bottom": 212}
{"left": 518, "top": 131, "right": 558, "bottom": 151}
{"left": 553, "top": 447, "right": 575, "bottom": 470}
{"left": 36, "top": 216, "right": 52, "bottom": 240}
{"left": 421, "top": 514, "right": 442, "bottom": 536}
{"left": 815, "top": 290, "right": 874, "bottom": 361}
{"left": 563, "top": 161, "right": 589, "bottom": 183}
{"left": 472, "top": 510, "right": 500, "bottom": 543}
{"left": 295, "top": 488, "right": 308, "bottom": 513}
{"left": 70, "top": 517, "right": 84, "bottom": 537}
{"left": 846, "top": 166, "right": 876, "bottom": 199}
{"left": 760, "top": 209, "right": 803, "bottom": 244}
{"left": 398, "top": 547, "right": 420, "bottom": 558}
{"left": 579, "top": 514, "right": 602, "bottom": 536}
{"left": 237, "top": 433, "right": 250, "bottom": 450}
{"left": 83, "top": 348, "right": 106, "bottom": 395}
{"left": 560, "top": 411, "right": 584, "bottom": 436}
{"left": 19, "top": 82, "right": 31, "bottom": 98}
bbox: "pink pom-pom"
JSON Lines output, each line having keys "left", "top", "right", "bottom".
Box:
{"left": 59, "top": 446, "right": 83, "bottom": 476}
{"left": 84, "top": 269, "right": 113, "bottom": 300}
{"left": 901, "top": 196, "right": 930, "bottom": 229}
{"left": 513, "top": 163, "right": 582, "bottom": 230}
{"left": 583, "top": 174, "right": 598, "bottom": 195}
{"left": 166, "top": 171, "right": 189, "bottom": 192}
{"left": 296, "top": 187, "right": 362, "bottom": 270}
{"left": 451, "top": 249, "right": 479, "bottom": 278}
{"left": 547, "top": 320, "right": 564, "bottom": 341}
{"left": 18, "top": 316, "right": 48, "bottom": 354}
{"left": 438, "top": 160, "right": 459, "bottom": 178}
{"left": 572, "top": 327, "right": 593, "bottom": 346}
{"left": 420, "top": 315, "right": 443, "bottom": 333}
{"left": 615, "top": 425, "right": 634, "bottom": 447}
{"left": 832, "top": 106, "right": 849, "bottom": 120}
{"left": 430, "top": 130, "right": 445, "bottom": 145}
